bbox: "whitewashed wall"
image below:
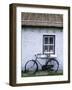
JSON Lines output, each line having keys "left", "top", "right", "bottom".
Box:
{"left": 21, "top": 27, "right": 63, "bottom": 71}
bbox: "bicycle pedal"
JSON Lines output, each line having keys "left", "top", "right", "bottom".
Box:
{"left": 42, "top": 65, "right": 47, "bottom": 70}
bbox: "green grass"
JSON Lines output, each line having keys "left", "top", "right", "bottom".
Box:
{"left": 21, "top": 70, "right": 63, "bottom": 77}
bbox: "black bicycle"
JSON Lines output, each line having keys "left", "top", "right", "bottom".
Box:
{"left": 24, "top": 53, "right": 59, "bottom": 75}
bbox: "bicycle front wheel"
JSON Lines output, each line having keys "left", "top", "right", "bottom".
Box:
{"left": 25, "top": 60, "right": 38, "bottom": 75}
{"left": 46, "top": 58, "right": 59, "bottom": 72}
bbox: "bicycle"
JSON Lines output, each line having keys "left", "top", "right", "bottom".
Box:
{"left": 24, "top": 53, "right": 59, "bottom": 75}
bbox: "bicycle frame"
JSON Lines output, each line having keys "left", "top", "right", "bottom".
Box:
{"left": 34, "top": 54, "right": 50, "bottom": 69}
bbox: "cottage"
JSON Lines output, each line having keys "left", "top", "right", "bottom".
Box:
{"left": 21, "top": 13, "right": 63, "bottom": 72}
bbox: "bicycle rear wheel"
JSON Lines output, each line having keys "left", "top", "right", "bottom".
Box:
{"left": 46, "top": 58, "right": 59, "bottom": 72}
{"left": 25, "top": 60, "right": 38, "bottom": 75}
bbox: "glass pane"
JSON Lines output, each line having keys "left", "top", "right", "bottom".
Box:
{"left": 49, "top": 37, "right": 53, "bottom": 44}
{"left": 44, "top": 46, "right": 48, "bottom": 52}
{"left": 49, "top": 46, "right": 54, "bottom": 52}
{"left": 44, "top": 37, "right": 48, "bottom": 44}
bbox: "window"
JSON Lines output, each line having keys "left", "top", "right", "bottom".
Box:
{"left": 43, "top": 35, "right": 55, "bottom": 54}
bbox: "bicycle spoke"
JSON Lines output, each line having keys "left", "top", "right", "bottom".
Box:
{"left": 25, "top": 60, "right": 38, "bottom": 75}
{"left": 47, "top": 58, "right": 59, "bottom": 72}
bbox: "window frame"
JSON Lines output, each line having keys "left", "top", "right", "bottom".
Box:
{"left": 43, "top": 35, "right": 55, "bottom": 54}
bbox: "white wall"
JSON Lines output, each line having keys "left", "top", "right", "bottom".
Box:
{"left": 21, "top": 27, "right": 63, "bottom": 71}
{"left": 0, "top": 0, "right": 72, "bottom": 90}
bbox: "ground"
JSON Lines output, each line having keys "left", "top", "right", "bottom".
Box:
{"left": 21, "top": 70, "right": 63, "bottom": 77}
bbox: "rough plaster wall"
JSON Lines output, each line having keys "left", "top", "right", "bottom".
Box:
{"left": 21, "top": 27, "right": 63, "bottom": 71}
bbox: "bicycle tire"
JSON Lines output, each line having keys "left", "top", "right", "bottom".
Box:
{"left": 25, "top": 60, "right": 38, "bottom": 75}
{"left": 46, "top": 58, "right": 59, "bottom": 72}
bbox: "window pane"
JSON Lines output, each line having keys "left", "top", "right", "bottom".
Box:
{"left": 44, "top": 37, "right": 48, "bottom": 44}
{"left": 44, "top": 46, "right": 48, "bottom": 52}
{"left": 49, "top": 37, "right": 53, "bottom": 44}
{"left": 49, "top": 46, "right": 54, "bottom": 52}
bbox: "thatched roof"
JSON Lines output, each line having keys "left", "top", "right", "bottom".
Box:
{"left": 21, "top": 12, "right": 63, "bottom": 27}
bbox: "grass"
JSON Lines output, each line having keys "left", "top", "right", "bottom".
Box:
{"left": 21, "top": 70, "right": 63, "bottom": 77}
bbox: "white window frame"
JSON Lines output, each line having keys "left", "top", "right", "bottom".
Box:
{"left": 43, "top": 35, "right": 55, "bottom": 54}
